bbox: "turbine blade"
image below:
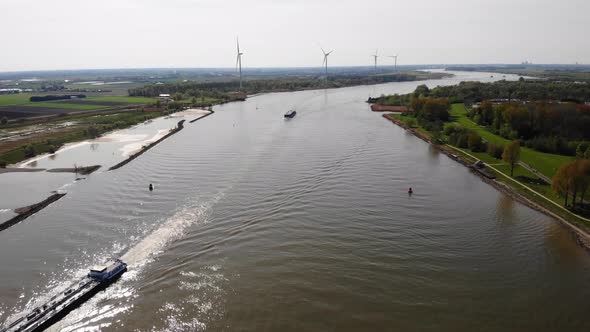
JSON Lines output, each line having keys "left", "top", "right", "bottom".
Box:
{"left": 236, "top": 55, "right": 240, "bottom": 70}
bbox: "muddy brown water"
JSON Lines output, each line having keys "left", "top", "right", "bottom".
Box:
{"left": 1, "top": 71, "right": 589, "bottom": 332}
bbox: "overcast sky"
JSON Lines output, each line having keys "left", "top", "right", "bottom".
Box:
{"left": 1, "top": 0, "right": 588, "bottom": 71}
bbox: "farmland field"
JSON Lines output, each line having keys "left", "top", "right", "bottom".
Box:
{"left": 0, "top": 94, "right": 155, "bottom": 119}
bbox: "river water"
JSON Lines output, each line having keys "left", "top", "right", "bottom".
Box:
{"left": 1, "top": 71, "right": 589, "bottom": 331}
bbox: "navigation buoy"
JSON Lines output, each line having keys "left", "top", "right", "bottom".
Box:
{"left": 408, "top": 187, "right": 413, "bottom": 195}
{"left": 149, "top": 184, "right": 154, "bottom": 191}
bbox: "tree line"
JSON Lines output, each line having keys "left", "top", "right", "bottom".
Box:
{"left": 128, "top": 73, "right": 433, "bottom": 98}
{"left": 375, "top": 83, "right": 590, "bottom": 157}
{"left": 552, "top": 159, "right": 590, "bottom": 208}
{"left": 468, "top": 100, "right": 590, "bottom": 155}
{"left": 426, "top": 80, "right": 590, "bottom": 104}
{"left": 30, "top": 94, "right": 86, "bottom": 102}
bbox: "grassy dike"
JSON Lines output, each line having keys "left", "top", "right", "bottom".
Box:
{"left": 383, "top": 108, "right": 590, "bottom": 249}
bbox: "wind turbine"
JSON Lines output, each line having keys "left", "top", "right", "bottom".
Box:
{"left": 371, "top": 49, "right": 379, "bottom": 73}
{"left": 236, "top": 37, "right": 244, "bottom": 91}
{"left": 388, "top": 54, "right": 398, "bottom": 71}
{"left": 321, "top": 48, "right": 333, "bottom": 77}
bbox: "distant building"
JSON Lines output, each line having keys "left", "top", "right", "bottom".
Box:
{"left": 158, "top": 94, "right": 173, "bottom": 102}
{"left": 227, "top": 92, "right": 247, "bottom": 101}
{"left": 0, "top": 88, "right": 22, "bottom": 95}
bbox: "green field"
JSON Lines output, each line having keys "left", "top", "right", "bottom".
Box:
{"left": 449, "top": 104, "right": 573, "bottom": 177}
{"left": 0, "top": 94, "right": 155, "bottom": 106}
{"left": 0, "top": 94, "right": 157, "bottom": 120}
{"left": 0, "top": 94, "right": 33, "bottom": 105}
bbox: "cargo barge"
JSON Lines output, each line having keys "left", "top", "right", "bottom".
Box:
{"left": 0, "top": 259, "right": 127, "bottom": 332}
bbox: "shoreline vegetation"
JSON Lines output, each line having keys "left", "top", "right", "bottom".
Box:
{"left": 371, "top": 80, "right": 590, "bottom": 249}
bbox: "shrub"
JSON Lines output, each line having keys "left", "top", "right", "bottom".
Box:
{"left": 23, "top": 144, "right": 36, "bottom": 158}
{"left": 487, "top": 143, "right": 504, "bottom": 159}
{"left": 467, "top": 132, "right": 484, "bottom": 152}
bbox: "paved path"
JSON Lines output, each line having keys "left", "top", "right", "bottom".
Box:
{"left": 518, "top": 161, "right": 552, "bottom": 184}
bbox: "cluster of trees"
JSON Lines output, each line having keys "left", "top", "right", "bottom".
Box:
{"left": 411, "top": 97, "right": 450, "bottom": 123}
{"left": 552, "top": 159, "right": 590, "bottom": 207}
{"left": 425, "top": 80, "right": 590, "bottom": 104}
{"left": 391, "top": 83, "right": 590, "bottom": 157}
{"left": 444, "top": 124, "right": 485, "bottom": 152}
{"left": 30, "top": 94, "right": 86, "bottom": 102}
{"left": 469, "top": 101, "right": 590, "bottom": 155}
{"left": 442, "top": 124, "right": 523, "bottom": 175}
{"left": 130, "top": 81, "right": 238, "bottom": 98}
{"left": 367, "top": 93, "right": 411, "bottom": 106}
{"left": 576, "top": 143, "right": 590, "bottom": 159}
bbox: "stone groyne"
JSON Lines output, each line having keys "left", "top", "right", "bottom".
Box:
{"left": 109, "top": 120, "right": 186, "bottom": 171}
{"left": 0, "top": 193, "right": 67, "bottom": 232}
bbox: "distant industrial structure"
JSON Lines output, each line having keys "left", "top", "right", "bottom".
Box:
{"left": 321, "top": 48, "right": 333, "bottom": 77}
{"left": 371, "top": 49, "right": 379, "bottom": 73}
{"left": 236, "top": 37, "right": 244, "bottom": 91}
{"left": 0, "top": 88, "right": 23, "bottom": 94}
{"left": 388, "top": 54, "right": 398, "bottom": 71}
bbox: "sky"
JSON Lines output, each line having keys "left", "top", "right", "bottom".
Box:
{"left": 1, "top": 0, "right": 588, "bottom": 71}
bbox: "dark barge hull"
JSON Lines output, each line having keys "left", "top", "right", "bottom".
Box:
{"left": 31, "top": 274, "right": 122, "bottom": 332}
{"left": 1, "top": 269, "right": 125, "bottom": 332}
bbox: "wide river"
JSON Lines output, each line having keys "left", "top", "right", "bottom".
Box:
{"left": 1, "top": 71, "right": 589, "bottom": 331}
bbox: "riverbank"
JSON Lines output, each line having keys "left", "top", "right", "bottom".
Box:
{"left": 381, "top": 113, "right": 590, "bottom": 250}
{"left": 109, "top": 120, "right": 185, "bottom": 171}
{"left": 108, "top": 110, "right": 214, "bottom": 170}
{"left": 0, "top": 110, "right": 165, "bottom": 166}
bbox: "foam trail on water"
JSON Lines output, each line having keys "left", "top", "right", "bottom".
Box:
{"left": 122, "top": 190, "right": 225, "bottom": 268}
{"left": 45, "top": 190, "right": 227, "bottom": 331}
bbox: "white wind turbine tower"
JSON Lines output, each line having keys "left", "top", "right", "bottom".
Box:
{"left": 321, "top": 48, "right": 333, "bottom": 77}
{"left": 371, "top": 49, "right": 379, "bottom": 73}
{"left": 236, "top": 37, "right": 244, "bottom": 91}
{"left": 388, "top": 54, "right": 398, "bottom": 71}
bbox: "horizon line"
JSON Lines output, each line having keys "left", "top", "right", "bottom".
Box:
{"left": 0, "top": 63, "right": 587, "bottom": 76}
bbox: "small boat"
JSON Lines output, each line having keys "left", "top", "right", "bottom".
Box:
{"left": 284, "top": 110, "right": 296, "bottom": 118}
{"left": 408, "top": 187, "right": 413, "bottom": 195}
{"left": 1, "top": 259, "right": 127, "bottom": 332}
